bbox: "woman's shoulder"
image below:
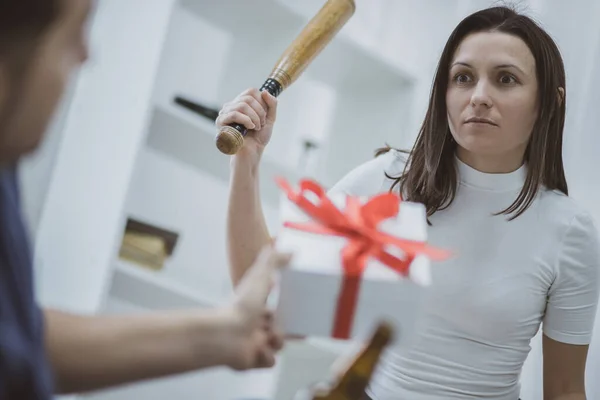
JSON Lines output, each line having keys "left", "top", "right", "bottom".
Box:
{"left": 537, "top": 189, "right": 599, "bottom": 241}
{"left": 327, "top": 148, "right": 407, "bottom": 197}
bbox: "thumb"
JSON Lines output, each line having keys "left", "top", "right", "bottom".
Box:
{"left": 235, "top": 244, "right": 292, "bottom": 306}
{"left": 261, "top": 90, "right": 278, "bottom": 124}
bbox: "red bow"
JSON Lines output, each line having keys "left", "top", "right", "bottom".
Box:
{"left": 276, "top": 177, "right": 450, "bottom": 339}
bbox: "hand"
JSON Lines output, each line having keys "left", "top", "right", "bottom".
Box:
{"left": 222, "top": 244, "right": 292, "bottom": 370}
{"left": 216, "top": 87, "right": 278, "bottom": 159}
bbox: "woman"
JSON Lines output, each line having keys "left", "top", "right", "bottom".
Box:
{"left": 218, "top": 6, "right": 599, "bottom": 399}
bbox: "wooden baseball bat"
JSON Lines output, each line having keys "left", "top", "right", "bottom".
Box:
{"left": 215, "top": 0, "right": 356, "bottom": 155}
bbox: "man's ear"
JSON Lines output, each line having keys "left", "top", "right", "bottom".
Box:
{"left": 557, "top": 87, "right": 565, "bottom": 107}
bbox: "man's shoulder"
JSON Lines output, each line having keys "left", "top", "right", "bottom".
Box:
{"left": 0, "top": 164, "right": 20, "bottom": 199}
{"left": 328, "top": 149, "right": 407, "bottom": 197}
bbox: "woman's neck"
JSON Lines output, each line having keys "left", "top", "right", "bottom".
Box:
{"left": 456, "top": 147, "right": 525, "bottom": 174}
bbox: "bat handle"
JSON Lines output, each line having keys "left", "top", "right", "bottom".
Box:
{"left": 215, "top": 78, "right": 284, "bottom": 155}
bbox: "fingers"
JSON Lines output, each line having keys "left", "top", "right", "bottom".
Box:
{"left": 247, "top": 244, "right": 292, "bottom": 292}
{"left": 219, "top": 96, "right": 265, "bottom": 129}
{"left": 251, "top": 330, "right": 281, "bottom": 369}
{"left": 242, "top": 95, "right": 267, "bottom": 127}
{"left": 261, "top": 90, "right": 278, "bottom": 123}
{"left": 241, "top": 87, "right": 267, "bottom": 110}
{"left": 216, "top": 111, "right": 255, "bottom": 130}
{"left": 261, "top": 311, "right": 284, "bottom": 350}
{"left": 256, "top": 246, "right": 292, "bottom": 299}
{"left": 268, "top": 327, "right": 285, "bottom": 351}
{"left": 234, "top": 315, "right": 283, "bottom": 370}
{"left": 254, "top": 243, "right": 293, "bottom": 272}
{"left": 217, "top": 88, "right": 270, "bottom": 130}
{"left": 233, "top": 244, "right": 292, "bottom": 310}
{"left": 255, "top": 328, "right": 284, "bottom": 368}
{"left": 256, "top": 348, "right": 276, "bottom": 368}
{"left": 240, "top": 91, "right": 268, "bottom": 124}
{"left": 248, "top": 329, "right": 277, "bottom": 369}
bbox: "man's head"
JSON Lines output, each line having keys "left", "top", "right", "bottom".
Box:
{"left": 0, "top": 0, "right": 92, "bottom": 163}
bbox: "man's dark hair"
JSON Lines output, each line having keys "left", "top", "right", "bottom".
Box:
{"left": 0, "top": 1, "right": 60, "bottom": 57}
{"left": 0, "top": 1, "right": 60, "bottom": 133}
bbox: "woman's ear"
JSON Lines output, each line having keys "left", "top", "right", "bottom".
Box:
{"left": 557, "top": 87, "right": 565, "bottom": 107}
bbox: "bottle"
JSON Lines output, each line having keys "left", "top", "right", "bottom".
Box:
{"left": 311, "top": 321, "right": 394, "bottom": 400}
{"left": 173, "top": 95, "right": 219, "bottom": 122}
{"left": 297, "top": 138, "right": 319, "bottom": 175}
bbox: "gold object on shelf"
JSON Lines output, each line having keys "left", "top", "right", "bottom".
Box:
{"left": 119, "top": 232, "right": 168, "bottom": 271}
{"left": 118, "top": 218, "right": 179, "bottom": 271}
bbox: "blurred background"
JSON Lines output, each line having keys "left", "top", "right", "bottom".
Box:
{"left": 17, "top": 0, "right": 600, "bottom": 399}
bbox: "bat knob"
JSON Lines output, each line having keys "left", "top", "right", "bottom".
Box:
{"left": 216, "top": 125, "right": 245, "bottom": 155}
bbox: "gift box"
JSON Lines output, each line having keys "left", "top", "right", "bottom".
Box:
{"left": 273, "top": 178, "right": 451, "bottom": 347}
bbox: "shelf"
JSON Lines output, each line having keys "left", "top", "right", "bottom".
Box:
{"left": 122, "top": 146, "right": 238, "bottom": 303}
{"left": 155, "top": 97, "right": 218, "bottom": 140}
{"left": 109, "top": 260, "right": 219, "bottom": 310}
{"left": 145, "top": 102, "right": 300, "bottom": 207}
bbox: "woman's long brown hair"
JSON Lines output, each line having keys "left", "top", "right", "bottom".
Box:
{"left": 379, "top": 6, "right": 567, "bottom": 221}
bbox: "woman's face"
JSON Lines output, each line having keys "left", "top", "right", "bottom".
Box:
{"left": 446, "top": 31, "right": 539, "bottom": 172}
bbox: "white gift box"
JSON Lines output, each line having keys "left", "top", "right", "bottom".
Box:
{"left": 273, "top": 182, "right": 445, "bottom": 348}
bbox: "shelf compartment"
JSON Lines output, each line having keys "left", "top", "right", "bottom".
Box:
{"left": 145, "top": 103, "right": 299, "bottom": 207}
{"left": 109, "top": 260, "right": 218, "bottom": 310}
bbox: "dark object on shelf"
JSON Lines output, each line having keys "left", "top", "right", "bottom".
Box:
{"left": 298, "top": 138, "right": 320, "bottom": 174}
{"left": 173, "top": 95, "right": 219, "bottom": 122}
{"left": 303, "top": 139, "right": 319, "bottom": 152}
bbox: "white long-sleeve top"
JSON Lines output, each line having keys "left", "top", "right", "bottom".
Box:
{"left": 327, "top": 149, "right": 600, "bottom": 400}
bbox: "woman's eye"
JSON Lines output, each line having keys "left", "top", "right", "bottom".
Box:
{"left": 454, "top": 73, "right": 472, "bottom": 84}
{"left": 500, "top": 74, "right": 517, "bottom": 85}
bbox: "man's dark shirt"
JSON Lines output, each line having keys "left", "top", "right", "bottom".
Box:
{"left": 0, "top": 166, "right": 54, "bottom": 399}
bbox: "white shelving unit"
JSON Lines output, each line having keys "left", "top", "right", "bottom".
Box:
{"left": 97, "top": 0, "right": 415, "bottom": 315}
{"left": 151, "top": 0, "right": 416, "bottom": 186}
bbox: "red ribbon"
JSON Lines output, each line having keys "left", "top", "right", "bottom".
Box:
{"left": 276, "top": 177, "right": 451, "bottom": 339}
